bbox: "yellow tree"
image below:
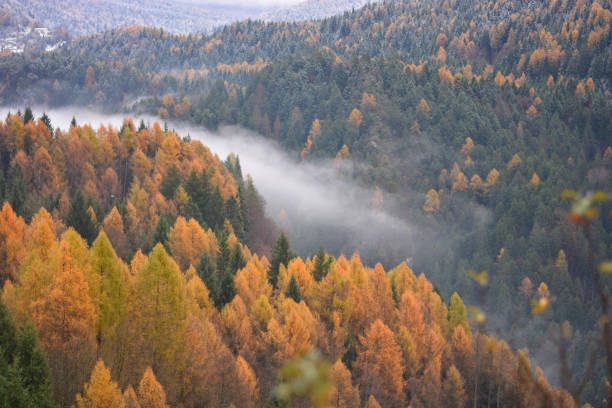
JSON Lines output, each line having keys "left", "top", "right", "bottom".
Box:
{"left": 355, "top": 319, "right": 405, "bottom": 408}
{"left": 168, "top": 217, "right": 210, "bottom": 271}
{"left": 329, "top": 360, "right": 360, "bottom": 408}
{"left": 90, "top": 231, "right": 132, "bottom": 383}
{"left": 364, "top": 395, "right": 382, "bottom": 408}
{"left": 76, "top": 360, "right": 126, "bottom": 408}
{"left": 123, "top": 386, "right": 141, "bottom": 408}
{"left": 137, "top": 367, "right": 169, "bottom": 408}
{"left": 442, "top": 365, "right": 466, "bottom": 408}
{"left": 102, "top": 207, "right": 129, "bottom": 259}
{"left": 136, "top": 244, "right": 187, "bottom": 385}
{"left": 410, "top": 354, "right": 441, "bottom": 407}
{"left": 0, "top": 202, "right": 27, "bottom": 284}
{"left": 33, "top": 240, "right": 97, "bottom": 407}
{"left": 348, "top": 109, "right": 363, "bottom": 128}
{"left": 423, "top": 189, "right": 440, "bottom": 214}
{"left": 234, "top": 355, "right": 259, "bottom": 407}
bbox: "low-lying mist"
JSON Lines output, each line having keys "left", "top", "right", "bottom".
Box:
{"left": 0, "top": 107, "right": 469, "bottom": 269}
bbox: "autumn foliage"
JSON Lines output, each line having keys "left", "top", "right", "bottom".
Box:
{"left": 0, "top": 197, "right": 575, "bottom": 407}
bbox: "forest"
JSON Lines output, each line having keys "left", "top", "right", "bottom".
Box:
{"left": 0, "top": 0, "right": 610, "bottom": 406}
{"left": 0, "top": 112, "right": 594, "bottom": 408}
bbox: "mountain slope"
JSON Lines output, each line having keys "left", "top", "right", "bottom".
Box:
{"left": 261, "top": 0, "right": 380, "bottom": 22}
{"left": 1, "top": 0, "right": 256, "bottom": 37}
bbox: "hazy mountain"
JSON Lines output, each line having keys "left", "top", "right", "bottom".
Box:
{"left": 260, "top": 0, "right": 382, "bottom": 22}
{"left": 1, "top": 0, "right": 256, "bottom": 37}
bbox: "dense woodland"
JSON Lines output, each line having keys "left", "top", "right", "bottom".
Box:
{"left": 0, "top": 113, "right": 586, "bottom": 408}
{"left": 0, "top": 0, "right": 611, "bottom": 406}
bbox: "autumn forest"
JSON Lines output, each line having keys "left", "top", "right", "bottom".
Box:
{"left": 0, "top": 0, "right": 611, "bottom": 407}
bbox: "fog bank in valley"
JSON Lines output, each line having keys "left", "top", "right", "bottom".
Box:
{"left": 1, "top": 107, "right": 456, "bottom": 268}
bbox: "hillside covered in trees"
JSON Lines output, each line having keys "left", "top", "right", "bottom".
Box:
{"left": 0, "top": 112, "right": 588, "bottom": 408}
{"left": 0, "top": 0, "right": 610, "bottom": 406}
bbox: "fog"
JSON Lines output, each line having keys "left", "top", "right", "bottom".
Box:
{"left": 1, "top": 107, "right": 467, "bottom": 267}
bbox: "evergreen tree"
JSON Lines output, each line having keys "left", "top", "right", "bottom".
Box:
{"left": 70, "top": 117, "right": 77, "bottom": 127}
{"left": 285, "top": 275, "right": 301, "bottom": 303}
{"left": 230, "top": 243, "right": 246, "bottom": 275}
{"left": 216, "top": 268, "right": 236, "bottom": 309}
{"left": 213, "top": 232, "right": 235, "bottom": 308}
{"left": 0, "top": 298, "right": 17, "bottom": 365}
{"left": 312, "top": 246, "right": 331, "bottom": 282}
{"left": 196, "top": 251, "right": 217, "bottom": 302}
{"left": 216, "top": 231, "right": 231, "bottom": 277}
{"left": 23, "top": 107, "right": 33, "bottom": 124}
{"left": 151, "top": 214, "right": 173, "bottom": 250}
{"left": 160, "top": 166, "right": 181, "bottom": 199}
{"left": 40, "top": 113, "right": 53, "bottom": 134}
{"left": 225, "top": 195, "right": 244, "bottom": 239}
{"left": 14, "top": 323, "right": 56, "bottom": 408}
{"left": 8, "top": 165, "right": 27, "bottom": 218}
{"left": 0, "top": 299, "right": 56, "bottom": 408}
{"left": 268, "top": 232, "right": 295, "bottom": 289}
{"left": 66, "top": 191, "right": 97, "bottom": 245}
{"left": 206, "top": 187, "right": 225, "bottom": 230}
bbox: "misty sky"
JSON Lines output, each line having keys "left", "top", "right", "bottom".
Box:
{"left": 179, "top": 0, "right": 303, "bottom": 8}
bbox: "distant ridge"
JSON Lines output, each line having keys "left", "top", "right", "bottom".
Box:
{"left": 260, "top": 0, "right": 383, "bottom": 22}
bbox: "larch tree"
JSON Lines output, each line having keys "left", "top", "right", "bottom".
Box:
{"left": 0, "top": 202, "right": 27, "bottom": 285}
{"left": 442, "top": 365, "right": 466, "bottom": 408}
{"left": 76, "top": 360, "right": 126, "bottom": 408}
{"left": 137, "top": 367, "right": 169, "bottom": 408}
{"left": 102, "top": 207, "right": 129, "bottom": 260}
{"left": 448, "top": 292, "right": 470, "bottom": 335}
{"left": 355, "top": 319, "right": 405, "bottom": 408}
{"left": 32, "top": 240, "right": 97, "bottom": 407}
{"left": 123, "top": 386, "right": 141, "bottom": 408}
{"left": 364, "top": 395, "right": 382, "bottom": 408}
{"left": 329, "top": 360, "right": 360, "bottom": 408}
{"left": 136, "top": 244, "right": 187, "bottom": 384}
{"left": 411, "top": 354, "right": 442, "bottom": 408}
{"left": 234, "top": 355, "right": 259, "bottom": 408}
{"left": 168, "top": 217, "right": 210, "bottom": 271}
{"left": 90, "top": 231, "right": 130, "bottom": 382}
{"left": 423, "top": 189, "right": 440, "bottom": 214}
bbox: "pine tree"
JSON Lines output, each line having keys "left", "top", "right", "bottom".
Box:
{"left": 230, "top": 244, "right": 246, "bottom": 275}
{"left": 312, "top": 246, "right": 330, "bottom": 282}
{"left": 7, "top": 165, "right": 27, "bottom": 217}
{"left": 15, "top": 322, "right": 56, "bottom": 408}
{"left": 0, "top": 297, "right": 17, "bottom": 368}
{"left": 23, "top": 107, "right": 33, "bottom": 124}
{"left": 268, "top": 232, "right": 294, "bottom": 289}
{"left": 66, "top": 191, "right": 98, "bottom": 245}
{"left": 160, "top": 165, "right": 181, "bottom": 199}
{"left": 151, "top": 214, "right": 172, "bottom": 250}
{"left": 196, "top": 251, "right": 217, "bottom": 299}
{"left": 286, "top": 275, "right": 301, "bottom": 303}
